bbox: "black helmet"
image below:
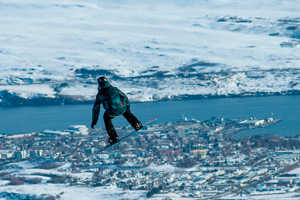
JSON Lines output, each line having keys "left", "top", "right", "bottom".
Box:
{"left": 97, "top": 76, "right": 110, "bottom": 89}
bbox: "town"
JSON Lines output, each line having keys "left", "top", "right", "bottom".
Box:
{"left": 1, "top": 116, "right": 300, "bottom": 199}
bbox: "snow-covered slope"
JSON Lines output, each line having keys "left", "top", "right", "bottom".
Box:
{"left": 0, "top": 0, "right": 300, "bottom": 105}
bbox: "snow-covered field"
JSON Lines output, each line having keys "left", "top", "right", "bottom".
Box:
{"left": 0, "top": 184, "right": 146, "bottom": 200}
{"left": 1, "top": 160, "right": 300, "bottom": 200}
{"left": 0, "top": 160, "right": 189, "bottom": 200}
{"left": 0, "top": 160, "right": 144, "bottom": 199}
{"left": 0, "top": 0, "right": 300, "bottom": 105}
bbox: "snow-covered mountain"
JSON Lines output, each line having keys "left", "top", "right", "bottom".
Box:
{"left": 0, "top": 0, "right": 300, "bottom": 106}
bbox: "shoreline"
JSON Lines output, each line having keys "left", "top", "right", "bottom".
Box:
{"left": 233, "top": 119, "right": 283, "bottom": 137}
{"left": 1, "top": 91, "right": 300, "bottom": 108}
{"left": 1, "top": 93, "right": 299, "bottom": 137}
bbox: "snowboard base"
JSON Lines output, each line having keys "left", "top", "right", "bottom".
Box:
{"left": 99, "top": 116, "right": 157, "bottom": 152}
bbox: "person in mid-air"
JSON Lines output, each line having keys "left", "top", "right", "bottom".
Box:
{"left": 91, "top": 76, "right": 143, "bottom": 145}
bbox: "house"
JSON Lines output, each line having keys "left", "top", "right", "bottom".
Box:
{"left": 0, "top": 151, "right": 14, "bottom": 159}
{"left": 193, "top": 149, "right": 207, "bottom": 158}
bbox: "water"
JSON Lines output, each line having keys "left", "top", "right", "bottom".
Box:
{"left": 0, "top": 95, "right": 300, "bottom": 137}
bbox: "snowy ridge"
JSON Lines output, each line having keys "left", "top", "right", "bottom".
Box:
{"left": 0, "top": 0, "right": 300, "bottom": 105}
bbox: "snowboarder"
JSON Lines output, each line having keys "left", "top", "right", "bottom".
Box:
{"left": 91, "top": 76, "right": 143, "bottom": 145}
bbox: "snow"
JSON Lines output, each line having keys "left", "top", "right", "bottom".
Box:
{"left": 0, "top": 84, "right": 56, "bottom": 99}
{"left": 1, "top": 0, "right": 300, "bottom": 102}
{"left": 7, "top": 160, "right": 38, "bottom": 169}
{"left": 0, "top": 161, "right": 120, "bottom": 199}
{"left": 0, "top": 180, "right": 10, "bottom": 186}
{"left": 224, "top": 193, "right": 300, "bottom": 200}
{"left": 2, "top": 161, "right": 93, "bottom": 182}
{"left": 146, "top": 163, "right": 184, "bottom": 173}
{"left": 146, "top": 163, "right": 175, "bottom": 172}
{"left": 18, "top": 168, "right": 94, "bottom": 181}
{"left": 2, "top": 160, "right": 300, "bottom": 199}
{"left": 59, "top": 83, "right": 95, "bottom": 99}
{"left": 57, "top": 162, "right": 72, "bottom": 170}
{"left": 287, "top": 166, "right": 300, "bottom": 174}
{"left": 0, "top": 184, "right": 145, "bottom": 200}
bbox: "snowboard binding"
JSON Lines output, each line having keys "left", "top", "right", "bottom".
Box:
{"left": 107, "top": 129, "right": 120, "bottom": 145}
{"left": 133, "top": 122, "right": 143, "bottom": 131}
{"left": 108, "top": 136, "right": 120, "bottom": 145}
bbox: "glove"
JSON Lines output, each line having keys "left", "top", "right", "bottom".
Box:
{"left": 91, "top": 122, "right": 96, "bottom": 129}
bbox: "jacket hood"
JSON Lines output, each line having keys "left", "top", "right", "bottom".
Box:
{"left": 98, "top": 82, "right": 111, "bottom": 91}
{"left": 97, "top": 76, "right": 111, "bottom": 91}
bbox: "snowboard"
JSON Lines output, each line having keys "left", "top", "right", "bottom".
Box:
{"left": 99, "top": 116, "right": 157, "bottom": 152}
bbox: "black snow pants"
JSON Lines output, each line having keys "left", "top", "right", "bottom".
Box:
{"left": 103, "top": 106, "right": 140, "bottom": 139}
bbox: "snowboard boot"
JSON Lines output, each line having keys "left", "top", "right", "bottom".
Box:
{"left": 108, "top": 136, "right": 120, "bottom": 145}
{"left": 107, "top": 129, "right": 119, "bottom": 145}
{"left": 133, "top": 121, "right": 143, "bottom": 131}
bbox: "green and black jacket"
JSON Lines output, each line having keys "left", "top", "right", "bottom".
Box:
{"left": 92, "top": 84, "right": 130, "bottom": 125}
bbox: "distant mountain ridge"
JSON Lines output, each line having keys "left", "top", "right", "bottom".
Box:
{"left": 0, "top": 0, "right": 300, "bottom": 106}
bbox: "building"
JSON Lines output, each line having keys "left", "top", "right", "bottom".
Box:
{"left": 6, "top": 133, "right": 33, "bottom": 139}
{"left": 43, "top": 130, "right": 70, "bottom": 136}
{"left": 193, "top": 149, "right": 207, "bottom": 158}
{"left": 0, "top": 151, "right": 14, "bottom": 159}
{"left": 239, "top": 119, "right": 265, "bottom": 127}
{"left": 137, "top": 151, "right": 152, "bottom": 157}
{"left": 14, "top": 150, "right": 27, "bottom": 160}
{"left": 85, "top": 148, "right": 95, "bottom": 154}
{"left": 163, "top": 150, "right": 179, "bottom": 157}
{"left": 109, "top": 152, "right": 122, "bottom": 159}
{"left": 68, "top": 125, "right": 89, "bottom": 135}
{"left": 29, "top": 150, "right": 43, "bottom": 158}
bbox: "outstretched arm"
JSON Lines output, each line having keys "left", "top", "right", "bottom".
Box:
{"left": 91, "top": 94, "right": 101, "bottom": 129}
